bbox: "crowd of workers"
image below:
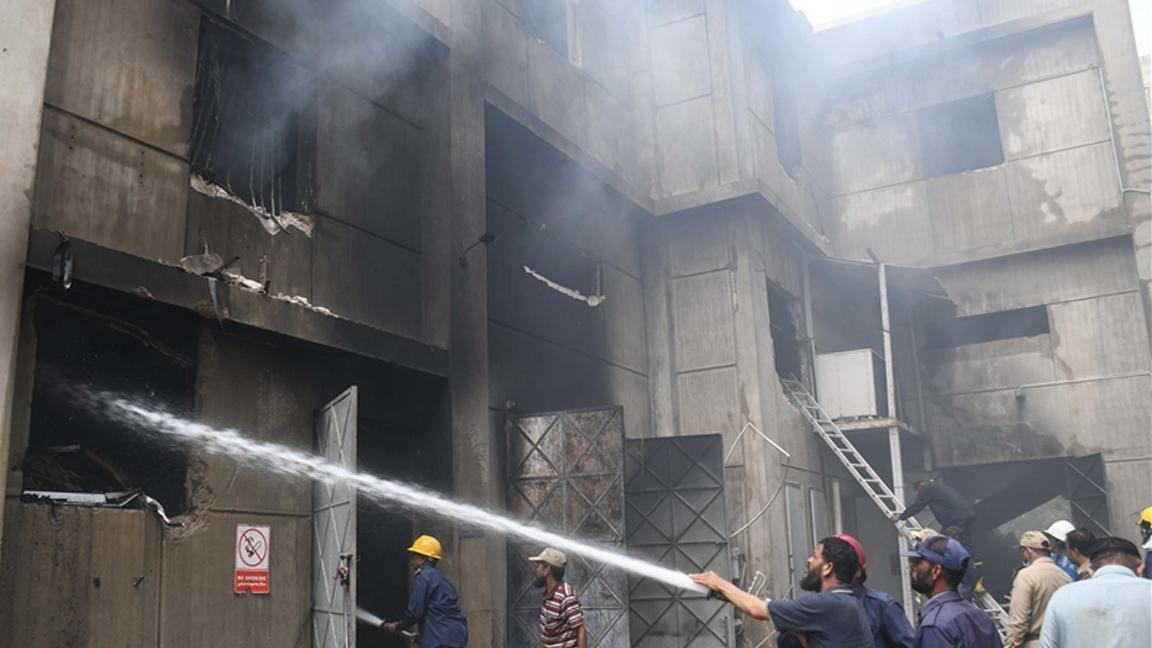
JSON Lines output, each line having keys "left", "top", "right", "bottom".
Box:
{"left": 381, "top": 503, "right": 1152, "bottom": 648}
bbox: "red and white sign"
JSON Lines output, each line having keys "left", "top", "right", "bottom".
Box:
{"left": 234, "top": 524, "right": 270, "bottom": 594}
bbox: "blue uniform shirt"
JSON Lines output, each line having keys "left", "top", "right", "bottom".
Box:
{"left": 855, "top": 586, "right": 915, "bottom": 648}
{"left": 767, "top": 585, "right": 874, "bottom": 648}
{"left": 1052, "top": 553, "right": 1078, "bottom": 581}
{"left": 400, "top": 564, "right": 468, "bottom": 648}
{"left": 914, "top": 591, "right": 1002, "bottom": 648}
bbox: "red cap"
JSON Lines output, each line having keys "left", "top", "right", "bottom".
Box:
{"left": 835, "top": 533, "right": 868, "bottom": 583}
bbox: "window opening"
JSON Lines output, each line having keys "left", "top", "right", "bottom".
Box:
{"left": 522, "top": 0, "right": 570, "bottom": 57}
{"left": 918, "top": 94, "right": 1004, "bottom": 177}
{"left": 190, "top": 18, "right": 315, "bottom": 214}
{"left": 22, "top": 286, "right": 198, "bottom": 515}
{"left": 923, "top": 306, "right": 1049, "bottom": 348}
{"left": 769, "top": 284, "right": 803, "bottom": 380}
{"left": 774, "top": 78, "right": 802, "bottom": 179}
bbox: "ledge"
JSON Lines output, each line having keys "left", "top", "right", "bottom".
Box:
{"left": 25, "top": 228, "right": 449, "bottom": 377}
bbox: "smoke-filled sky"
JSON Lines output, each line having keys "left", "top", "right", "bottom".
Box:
{"left": 791, "top": 0, "right": 1150, "bottom": 56}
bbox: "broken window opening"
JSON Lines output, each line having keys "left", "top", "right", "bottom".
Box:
{"left": 22, "top": 282, "right": 198, "bottom": 516}
{"left": 769, "top": 284, "right": 804, "bottom": 380}
{"left": 190, "top": 17, "right": 315, "bottom": 215}
{"left": 923, "top": 305, "right": 1049, "bottom": 348}
{"left": 918, "top": 94, "right": 1004, "bottom": 177}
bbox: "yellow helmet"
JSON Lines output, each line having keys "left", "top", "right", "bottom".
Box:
{"left": 1140, "top": 507, "right": 1152, "bottom": 526}
{"left": 407, "top": 534, "right": 442, "bottom": 560}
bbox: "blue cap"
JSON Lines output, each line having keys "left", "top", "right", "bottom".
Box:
{"left": 900, "top": 535, "right": 970, "bottom": 571}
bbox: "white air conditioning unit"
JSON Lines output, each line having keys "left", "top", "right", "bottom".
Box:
{"left": 814, "top": 349, "right": 888, "bottom": 419}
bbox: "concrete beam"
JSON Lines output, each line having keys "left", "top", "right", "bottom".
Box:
{"left": 0, "top": 0, "right": 55, "bottom": 568}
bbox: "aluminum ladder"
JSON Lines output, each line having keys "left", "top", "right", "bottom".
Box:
{"left": 780, "top": 378, "right": 1009, "bottom": 636}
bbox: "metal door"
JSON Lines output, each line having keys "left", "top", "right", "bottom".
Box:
{"left": 625, "top": 435, "right": 733, "bottom": 647}
{"left": 313, "top": 387, "right": 358, "bottom": 648}
{"left": 507, "top": 408, "right": 629, "bottom": 648}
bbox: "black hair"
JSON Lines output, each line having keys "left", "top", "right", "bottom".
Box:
{"left": 1089, "top": 536, "right": 1142, "bottom": 571}
{"left": 1065, "top": 529, "right": 1096, "bottom": 556}
{"left": 818, "top": 536, "right": 860, "bottom": 584}
{"left": 550, "top": 564, "right": 566, "bottom": 581}
{"left": 925, "top": 537, "right": 967, "bottom": 587}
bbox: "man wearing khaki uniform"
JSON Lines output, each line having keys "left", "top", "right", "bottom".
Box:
{"left": 1005, "top": 531, "right": 1070, "bottom": 648}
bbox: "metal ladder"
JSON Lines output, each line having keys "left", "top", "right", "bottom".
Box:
{"left": 780, "top": 378, "right": 1009, "bottom": 636}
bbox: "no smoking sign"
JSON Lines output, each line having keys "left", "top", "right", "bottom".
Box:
{"left": 234, "top": 524, "right": 271, "bottom": 594}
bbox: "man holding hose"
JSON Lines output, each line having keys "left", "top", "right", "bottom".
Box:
{"left": 691, "top": 536, "right": 873, "bottom": 647}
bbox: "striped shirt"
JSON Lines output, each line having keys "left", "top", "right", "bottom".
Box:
{"left": 539, "top": 581, "right": 584, "bottom": 648}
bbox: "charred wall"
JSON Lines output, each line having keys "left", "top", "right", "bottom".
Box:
{"left": 31, "top": 0, "right": 451, "bottom": 348}
{"left": 485, "top": 106, "right": 651, "bottom": 440}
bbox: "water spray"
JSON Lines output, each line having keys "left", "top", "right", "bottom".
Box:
{"left": 79, "top": 388, "right": 707, "bottom": 594}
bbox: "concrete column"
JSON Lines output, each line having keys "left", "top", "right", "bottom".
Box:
{"left": 447, "top": 2, "right": 505, "bottom": 646}
{"left": 1091, "top": 0, "right": 1152, "bottom": 354}
{"left": 0, "top": 0, "right": 56, "bottom": 565}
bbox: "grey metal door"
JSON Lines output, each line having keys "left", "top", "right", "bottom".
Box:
{"left": 625, "top": 435, "right": 732, "bottom": 647}
{"left": 313, "top": 387, "right": 358, "bottom": 648}
{"left": 507, "top": 408, "right": 629, "bottom": 648}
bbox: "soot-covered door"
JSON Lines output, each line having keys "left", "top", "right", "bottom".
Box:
{"left": 625, "top": 435, "right": 733, "bottom": 647}
{"left": 507, "top": 407, "right": 629, "bottom": 648}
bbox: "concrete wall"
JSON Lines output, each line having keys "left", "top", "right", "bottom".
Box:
{"left": 480, "top": 0, "right": 648, "bottom": 204}
{"left": 921, "top": 238, "right": 1151, "bottom": 534}
{"left": 824, "top": 17, "right": 1128, "bottom": 265}
{"left": 31, "top": 0, "right": 451, "bottom": 348}
{"left": 0, "top": 0, "right": 56, "bottom": 566}
{"left": 485, "top": 108, "right": 651, "bottom": 441}
{"left": 642, "top": 201, "right": 853, "bottom": 640}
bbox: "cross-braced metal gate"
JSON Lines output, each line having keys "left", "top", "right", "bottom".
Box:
{"left": 1065, "top": 454, "right": 1111, "bottom": 535}
{"left": 507, "top": 408, "right": 629, "bottom": 648}
{"left": 313, "top": 387, "right": 358, "bottom": 648}
{"left": 625, "top": 435, "right": 733, "bottom": 647}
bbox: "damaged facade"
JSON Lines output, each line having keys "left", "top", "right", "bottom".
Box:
{"left": 0, "top": 0, "right": 1148, "bottom": 647}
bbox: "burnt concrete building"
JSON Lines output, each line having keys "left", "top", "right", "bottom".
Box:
{"left": 0, "top": 0, "right": 1148, "bottom": 647}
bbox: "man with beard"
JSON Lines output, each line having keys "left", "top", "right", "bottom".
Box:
{"left": 691, "top": 536, "right": 873, "bottom": 648}
{"left": 529, "top": 548, "right": 586, "bottom": 648}
{"left": 902, "top": 534, "right": 1002, "bottom": 648}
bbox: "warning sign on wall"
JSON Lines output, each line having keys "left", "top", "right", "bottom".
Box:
{"left": 235, "top": 524, "right": 270, "bottom": 594}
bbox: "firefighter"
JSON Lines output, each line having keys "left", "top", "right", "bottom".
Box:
{"left": 382, "top": 535, "right": 468, "bottom": 648}
{"left": 1140, "top": 507, "right": 1152, "bottom": 579}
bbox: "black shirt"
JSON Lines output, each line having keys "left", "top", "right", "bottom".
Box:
{"left": 898, "top": 482, "right": 974, "bottom": 527}
{"left": 766, "top": 585, "right": 874, "bottom": 648}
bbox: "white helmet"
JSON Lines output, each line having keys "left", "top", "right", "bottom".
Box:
{"left": 1044, "top": 520, "right": 1075, "bottom": 542}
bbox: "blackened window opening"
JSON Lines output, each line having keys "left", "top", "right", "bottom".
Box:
{"left": 918, "top": 94, "right": 1005, "bottom": 177}
{"left": 23, "top": 284, "right": 198, "bottom": 515}
{"left": 924, "top": 306, "right": 1050, "bottom": 348}
{"left": 768, "top": 284, "right": 803, "bottom": 380}
{"left": 190, "top": 18, "right": 314, "bottom": 214}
